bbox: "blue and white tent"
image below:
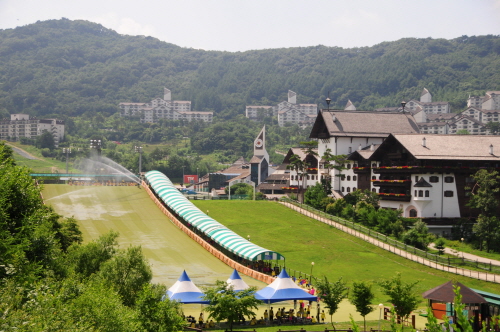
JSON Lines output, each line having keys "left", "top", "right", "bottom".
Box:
{"left": 164, "top": 271, "right": 210, "bottom": 304}
{"left": 255, "top": 269, "right": 317, "bottom": 303}
{"left": 226, "top": 269, "right": 250, "bottom": 292}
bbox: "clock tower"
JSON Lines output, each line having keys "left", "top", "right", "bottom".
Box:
{"left": 250, "top": 126, "right": 269, "bottom": 185}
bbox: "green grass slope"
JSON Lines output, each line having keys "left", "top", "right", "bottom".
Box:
{"left": 192, "top": 200, "right": 500, "bottom": 303}
{"left": 42, "top": 185, "right": 265, "bottom": 290}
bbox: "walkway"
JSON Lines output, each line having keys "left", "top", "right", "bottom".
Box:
{"left": 280, "top": 202, "right": 500, "bottom": 284}
{"left": 6, "top": 143, "right": 40, "bottom": 160}
{"left": 429, "top": 243, "right": 500, "bottom": 266}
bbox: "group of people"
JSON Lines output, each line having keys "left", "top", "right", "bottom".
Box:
{"left": 185, "top": 313, "right": 215, "bottom": 329}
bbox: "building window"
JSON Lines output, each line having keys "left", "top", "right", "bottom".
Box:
{"left": 347, "top": 164, "right": 351, "bottom": 169}
{"left": 372, "top": 188, "right": 377, "bottom": 192}
{"left": 409, "top": 209, "right": 417, "bottom": 217}
{"left": 425, "top": 190, "right": 430, "bottom": 197}
{"left": 347, "top": 176, "right": 351, "bottom": 181}
{"left": 444, "top": 176, "right": 454, "bottom": 183}
{"left": 372, "top": 176, "right": 377, "bottom": 180}
{"left": 415, "top": 176, "right": 419, "bottom": 182}
{"left": 418, "top": 190, "right": 423, "bottom": 197}
{"left": 342, "top": 187, "right": 345, "bottom": 192}
{"left": 372, "top": 163, "right": 377, "bottom": 167}
{"left": 353, "top": 176, "right": 357, "bottom": 181}
{"left": 347, "top": 187, "right": 351, "bottom": 193}
{"left": 444, "top": 191, "right": 454, "bottom": 197}
{"left": 353, "top": 187, "right": 356, "bottom": 191}
{"left": 429, "top": 176, "right": 439, "bottom": 183}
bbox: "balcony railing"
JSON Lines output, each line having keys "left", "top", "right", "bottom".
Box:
{"left": 352, "top": 166, "right": 371, "bottom": 174}
{"left": 372, "top": 165, "right": 483, "bottom": 174}
{"left": 377, "top": 193, "right": 411, "bottom": 202}
{"left": 372, "top": 179, "right": 411, "bottom": 187}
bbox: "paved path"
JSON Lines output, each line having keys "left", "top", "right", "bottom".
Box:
{"left": 6, "top": 143, "right": 40, "bottom": 160}
{"left": 281, "top": 202, "right": 500, "bottom": 284}
{"left": 429, "top": 243, "right": 500, "bottom": 266}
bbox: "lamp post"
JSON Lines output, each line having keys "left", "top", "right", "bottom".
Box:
{"left": 378, "top": 304, "right": 384, "bottom": 331}
{"left": 182, "top": 166, "right": 186, "bottom": 186}
{"left": 461, "top": 238, "right": 465, "bottom": 260}
{"left": 401, "top": 101, "right": 407, "bottom": 114}
{"left": 310, "top": 262, "right": 315, "bottom": 277}
{"left": 63, "top": 148, "right": 71, "bottom": 173}
{"left": 134, "top": 146, "right": 142, "bottom": 179}
{"left": 325, "top": 92, "right": 331, "bottom": 111}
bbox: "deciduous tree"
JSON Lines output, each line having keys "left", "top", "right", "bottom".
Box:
{"left": 202, "top": 280, "right": 261, "bottom": 331}
{"left": 316, "top": 276, "right": 348, "bottom": 330}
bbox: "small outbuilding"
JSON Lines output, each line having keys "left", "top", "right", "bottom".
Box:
{"left": 422, "top": 281, "right": 488, "bottom": 331}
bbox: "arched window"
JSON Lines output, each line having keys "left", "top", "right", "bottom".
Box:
{"left": 353, "top": 187, "right": 357, "bottom": 191}
{"left": 418, "top": 190, "right": 423, "bottom": 197}
{"left": 347, "top": 176, "right": 351, "bottom": 181}
{"left": 372, "top": 188, "right": 377, "bottom": 192}
{"left": 347, "top": 164, "right": 352, "bottom": 169}
{"left": 425, "top": 190, "right": 430, "bottom": 197}
{"left": 353, "top": 176, "right": 357, "bottom": 181}
{"left": 347, "top": 187, "right": 351, "bottom": 192}
{"left": 342, "top": 187, "right": 345, "bottom": 192}
{"left": 372, "top": 176, "right": 377, "bottom": 180}
{"left": 409, "top": 209, "right": 417, "bottom": 217}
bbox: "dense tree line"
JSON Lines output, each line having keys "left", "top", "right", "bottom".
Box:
{"left": 0, "top": 142, "right": 184, "bottom": 331}
{"left": 0, "top": 19, "right": 499, "bottom": 121}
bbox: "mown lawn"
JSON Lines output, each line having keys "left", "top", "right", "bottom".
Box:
{"left": 192, "top": 200, "right": 500, "bottom": 304}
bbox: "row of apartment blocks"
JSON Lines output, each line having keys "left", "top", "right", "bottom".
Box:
{"left": 0, "top": 114, "right": 65, "bottom": 146}
{"left": 245, "top": 90, "right": 318, "bottom": 127}
{"left": 119, "top": 88, "right": 213, "bottom": 123}
{"left": 370, "top": 89, "right": 500, "bottom": 135}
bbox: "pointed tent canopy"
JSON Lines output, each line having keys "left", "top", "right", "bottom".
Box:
{"left": 165, "top": 270, "right": 210, "bottom": 304}
{"left": 255, "top": 269, "right": 317, "bottom": 303}
{"left": 227, "top": 269, "right": 250, "bottom": 291}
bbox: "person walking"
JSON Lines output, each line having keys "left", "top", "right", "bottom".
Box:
{"left": 270, "top": 307, "right": 274, "bottom": 322}
{"left": 321, "top": 310, "right": 326, "bottom": 324}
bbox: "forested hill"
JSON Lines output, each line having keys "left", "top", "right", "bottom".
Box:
{"left": 0, "top": 18, "right": 499, "bottom": 120}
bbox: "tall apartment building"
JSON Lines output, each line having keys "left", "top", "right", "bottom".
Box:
{"left": 119, "top": 88, "right": 213, "bottom": 123}
{"left": 467, "top": 91, "right": 500, "bottom": 110}
{"left": 375, "top": 88, "right": 451, "bottom": 115}
{"left": 245, "top": 90, "right": 318, "bottom": 127}
{"left": 0, "top": 114, "right": 65, "bottom": 146}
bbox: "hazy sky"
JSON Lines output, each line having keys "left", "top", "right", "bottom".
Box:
{"left": 1, "top": 0, "right": 500, "bottom": 52}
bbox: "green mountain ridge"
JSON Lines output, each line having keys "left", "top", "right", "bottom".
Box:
{"left": 0, "top": 18, "right": 499, "bottom": 120}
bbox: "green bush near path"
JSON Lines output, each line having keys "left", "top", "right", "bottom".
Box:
{"left": 192, "top": 200, "right": 500, "bottom": 305}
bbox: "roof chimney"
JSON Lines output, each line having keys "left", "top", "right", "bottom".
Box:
{"left": 422, "top": 137, "right": 426, "bottom": 148}
{"left": 370, "top": 143, "right": 374, "bottom": 151}
{"left": 490, "top": 144, "right": 494, "bottom": 155}
{"left": 358, "top": 144, "right": 362, "bottom": 151}
{"left": 332, "top": 114, "right": 336, "bottom": 122}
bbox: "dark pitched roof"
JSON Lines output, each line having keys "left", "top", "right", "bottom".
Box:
{"left": 422, "top": 281, "right": 487, "bottom": 303}
{"left": 309, "top": 110, "right": 420, "bottom": 139}
{"left": 414, "top": 178, "right": 433, "bottom": 187}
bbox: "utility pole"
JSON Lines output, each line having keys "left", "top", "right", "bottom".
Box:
{"left": 135, "top": 146, "right": 143, "bottom": 179}
{"left": 63, "top": 148, "right": 71, "bottom": 173}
